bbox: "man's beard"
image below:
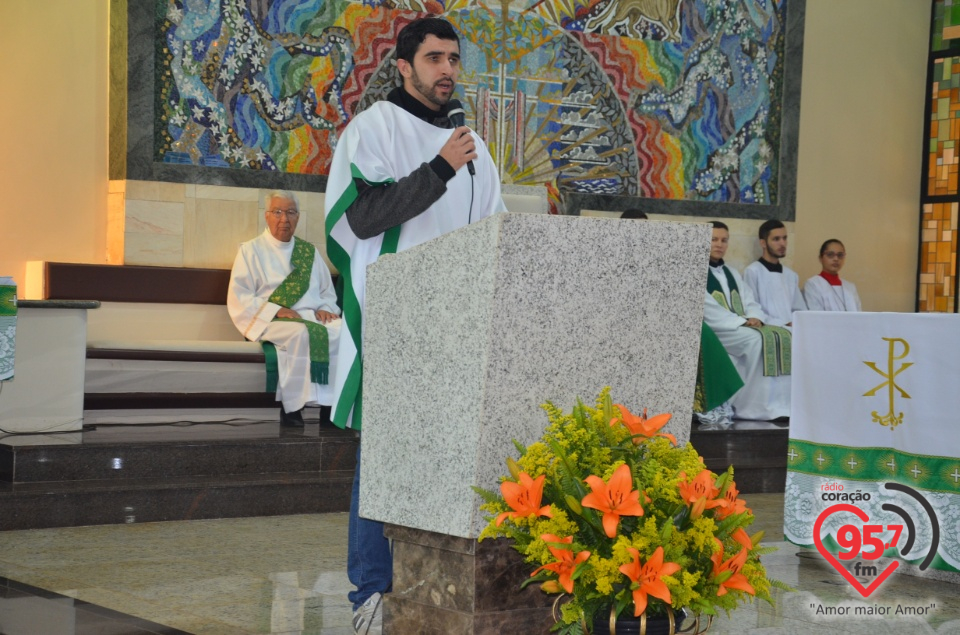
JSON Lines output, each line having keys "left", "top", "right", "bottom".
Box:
{"left": 409, "top": 68, "right": 454, "bottom": 107}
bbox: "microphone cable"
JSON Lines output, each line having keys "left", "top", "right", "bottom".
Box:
{"left": 468, "top": 169, "right": 475, "bottom": 224}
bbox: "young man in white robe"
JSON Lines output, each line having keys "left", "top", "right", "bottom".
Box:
{"left": 227, "top": 190, "right": 341, "bottom": 427}
{"left": 323, "top": 17, "right": 507, "bottom": 635}
{"left": 743, "top": 219, "right": 806, "bottom": 327}
{"left": 703, "top": 222, "right": 791, "bottom": 422}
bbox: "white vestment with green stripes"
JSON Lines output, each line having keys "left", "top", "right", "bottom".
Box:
{"left": 324, "top": 101, "right": 506, "bottom": 430}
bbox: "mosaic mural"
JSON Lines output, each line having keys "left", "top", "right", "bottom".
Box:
{"left": 155, "top": 0, "right": 786, "bottom": 202}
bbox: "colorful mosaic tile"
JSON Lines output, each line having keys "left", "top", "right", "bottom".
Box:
{"left": 928, "top": 57, "right": 960, "bottom": 196}
{"left": 918, "top": 202, "right": 957, "bottom": 313}
{"left": 921, "top": 3, "right": 960, "bottom": 313}
{"left": 932, "top": 0, "right": 960, "bottom": 52}
{"left": 153, "top": 0, "right": 788, "bottom": 202}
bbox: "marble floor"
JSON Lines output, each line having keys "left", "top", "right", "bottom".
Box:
{"left": 1, "top": 495, "right": 959, "bottom": 635}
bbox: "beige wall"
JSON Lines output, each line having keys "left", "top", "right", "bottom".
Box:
{"left": 0, "top": 1, "right": 109, "bottom": 289}
{"left": 793, "top": 0, "right": 929, "bottom": 312}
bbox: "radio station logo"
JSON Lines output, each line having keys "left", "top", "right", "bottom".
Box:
{"left": 814, "top": 482, "right": 939, "bottom": 598}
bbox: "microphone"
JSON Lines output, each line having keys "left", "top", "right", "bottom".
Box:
{"left": 446, "top": 99, "right": 475, "bottom": 176}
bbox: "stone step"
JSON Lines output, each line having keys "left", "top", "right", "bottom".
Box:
{"left": 1, "top": 426, "right": 357, "bottom": 483}
{"left": 0, "top": 471, "right": 353, "bottom": 531}
{"left": 0, "top": 422, "right": 358, "bottom": 531}
{"left": 689, "top": 425, "right": 789, "bottom": 494}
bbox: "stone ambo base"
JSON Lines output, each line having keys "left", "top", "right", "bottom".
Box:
{"left": 384, "top": 524, "right": 554, "bottom": 634}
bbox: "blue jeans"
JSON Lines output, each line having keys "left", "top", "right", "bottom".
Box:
{"left": 347, "top": 443, "right": 392, "bottom": 610}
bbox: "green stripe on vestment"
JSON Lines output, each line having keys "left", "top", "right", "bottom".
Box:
{"left": 694, "top": 322, "right": 745, "bottom": 412}
{"left": 261, "top": 237, "right": 329, "bottom": 390}
{"left": 324, "top": 163, "right": 399, "bottom": 430}
{"left": 707, "top": 266, "right": 745, "bottom": 316}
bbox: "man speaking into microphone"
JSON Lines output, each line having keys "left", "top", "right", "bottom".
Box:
{"left": 325, "top": 16, "right": 506, "bottom": 635}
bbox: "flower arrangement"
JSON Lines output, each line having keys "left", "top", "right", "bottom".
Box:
{"left": 475, "top": 389, "right": 785, "bottom": 634}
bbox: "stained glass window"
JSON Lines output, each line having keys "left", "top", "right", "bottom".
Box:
{"left": 921, "top": 1, "right": 960, "bottom": 311}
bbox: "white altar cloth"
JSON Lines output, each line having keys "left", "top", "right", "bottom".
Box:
{"left": 784, "top": 311, "right": 960, "bottom": 575}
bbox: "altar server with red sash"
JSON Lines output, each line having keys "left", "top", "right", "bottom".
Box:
{"left": 803, "top": 239, "right": 861, "bottom": 312}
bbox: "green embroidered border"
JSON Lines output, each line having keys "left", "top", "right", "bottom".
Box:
{"left": 268, "top": 238, "right": 316, "bottom": 308}
{"left": 0, "top": 286, "right": 16, "bottom": 317}
{"left": 324, "top": 163, "right": 398, "bottom": 430}
{"left": 261, "top": 341, "right": 329, "bottom": 393}
{"left": 707, "top": 268, "right": 745, "bottom": 316}
{"left": 787, "top": 439, "right": 960, "bottom": 494}
{"left": 752, "top": 324, "right": 791, "bottom": 376}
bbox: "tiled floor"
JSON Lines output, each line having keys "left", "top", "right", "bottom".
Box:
{"left": 1, "top": 496, "right": 959, "bottom": 634}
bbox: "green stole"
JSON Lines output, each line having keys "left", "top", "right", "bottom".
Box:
{"left": 707, "top": 266, "right": 791, "bottom": 377}
{"left": 262, "top": 237, "right": 329, "bottom": 392}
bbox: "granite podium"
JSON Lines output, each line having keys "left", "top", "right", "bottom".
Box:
{"left": 361, "top": 213, "right": 710, "bottom": 632}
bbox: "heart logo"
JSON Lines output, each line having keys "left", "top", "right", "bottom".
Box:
{"left": 813, "top": 503, "right": 899, "bottom": 597}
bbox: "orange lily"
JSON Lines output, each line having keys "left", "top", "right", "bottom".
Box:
{"left": 581, "top": 464, "right": 645, "bottom": 537}
{"left": 711, "top": 539, "right": 755, "bottom": 596}
{"left": 496, "top": 472, "right": 553, "bottom": 526}
{"left": 677, "top": 469, "right": 727, "bottom": 519}
{"left": 530, "top": 534, "right": 591, "bottom": 593}
{"left": 714, "top": 481, "right": 750, "bottom": 520}
{"left": 611, "top": 405, "right": 677, "bottom": 445}
{"left": 731, "top": 527, "right": 753, "bottom": 552}
{"left": 619, "top": 546, "right": 681, "bottom": 616}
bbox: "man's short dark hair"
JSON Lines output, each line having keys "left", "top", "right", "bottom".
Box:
{"left": 711, "top": 221, "right": 729, "bottom": 231}
{"left": 621, "top": 208, "right": 648, "bottom": 220}
{"left": 758, "top": 219, "right": 785, "bottom": 241}
{"left": 396, "top": 18, "right": 460, "bottom": 64}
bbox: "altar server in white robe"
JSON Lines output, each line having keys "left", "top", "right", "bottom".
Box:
{"left": 743, "top": 219, "right": 806, "bottom": 327}
{"left": 803, "top": 239, "right": 862, "bottom": 311}
{"left": 228, "top": 190, "right": 341, "bottom": 426}
{"left": 704, "top": 222, "right": 791, "bottom": 421}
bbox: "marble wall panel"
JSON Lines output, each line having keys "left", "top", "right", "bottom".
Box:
{"left": 125, "top": 200, "right": 184, "bottom": 236}
{"left": 124, "top": 233, "right": 183, "bottom": 267}
{"left": 119, "top": 181, "right": 332, "bottom": 271}
{"left": 195, "top": 184, "right": 259, "bottom": 203}
{"left": 184, "top": 199, "right": 258, "bottom": 269}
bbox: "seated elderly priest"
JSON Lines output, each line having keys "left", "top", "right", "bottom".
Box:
{"left": 228, "top": 190, "right": 341, "bottom": 426}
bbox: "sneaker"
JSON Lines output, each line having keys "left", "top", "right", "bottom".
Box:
{"left": 352, "top": 592, "right": 383, "bottom": 635}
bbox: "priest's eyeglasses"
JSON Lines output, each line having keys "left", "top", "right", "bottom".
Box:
{"left": 824, "top": 251, "right": 845, "bottom": 259}
{"left": 267, "top": 209, "right": 300, "bottom": 218}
